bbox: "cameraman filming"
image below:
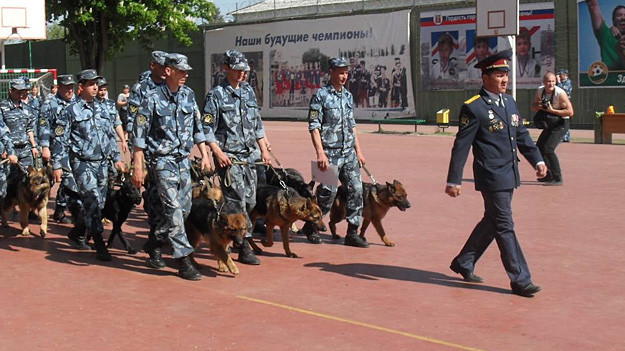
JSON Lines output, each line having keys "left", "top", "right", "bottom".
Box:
{"left": 531, "top": 71, "right": 574, "bottom": 186}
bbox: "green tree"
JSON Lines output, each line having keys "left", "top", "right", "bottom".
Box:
{"left": 46, "top": 0, "right": 218, "bottom": 72}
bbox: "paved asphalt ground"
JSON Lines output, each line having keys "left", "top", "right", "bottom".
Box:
{"left": 1, "top": 121, "right": 624, "bottom": 351}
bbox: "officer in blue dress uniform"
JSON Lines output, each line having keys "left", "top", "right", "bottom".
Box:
{"left": 445, "top": 51, "right": 548, "bottom": 297}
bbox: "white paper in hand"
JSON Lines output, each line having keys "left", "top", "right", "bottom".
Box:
{"left": 311, "top": 161, "right": 339, "bottom": 186}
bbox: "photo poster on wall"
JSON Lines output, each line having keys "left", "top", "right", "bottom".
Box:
{"left": 578, "top": 0, "right": 625, "bottom": 88}
{"left": 420, "top": 3, "right": 555, "bottom": 91}
{"left": 204, "top": 10, "right": 414, "bottom": 119}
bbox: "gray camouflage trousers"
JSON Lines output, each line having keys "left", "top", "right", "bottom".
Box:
{"left": 148, "top": 156, "right": 194, "bottom": 258}
{"left": 316, "top": 150, "right": 363, "bottom": 228}
{"left": 71, "top": 158, "right": 108, "bottom": 237}
{"left": 0, "top": 163, "right": 7, "bottom": 198}
{"left": 217, "top": 153, "right": 258, "bottom": 237}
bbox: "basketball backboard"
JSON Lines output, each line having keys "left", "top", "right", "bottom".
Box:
{"left": 0, "top": 0, "right": 46, "bottom": 40}
{"left": 476, "top": 0, "right": 519, "bottom": 37}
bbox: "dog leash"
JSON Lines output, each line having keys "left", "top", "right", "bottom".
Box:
{"left": 361, "top": 164, "right": 378, "bottom": 185}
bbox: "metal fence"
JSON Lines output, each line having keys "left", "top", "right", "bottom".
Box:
{"left": 227, "top": 0, "right": 449, "bottom": 23}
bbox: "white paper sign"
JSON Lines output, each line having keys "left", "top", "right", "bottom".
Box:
{"left": 311, "top": 161, "right": 339, "bottom": 186}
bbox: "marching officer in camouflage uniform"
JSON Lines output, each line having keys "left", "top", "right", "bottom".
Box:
{"left": 132, "top": 53, "right": 211, "bottom": 281}
{"left": 97, "top": 77, "right": 128, "bottom": 156}
{"left": 305, "top": 57, "right": 368, "bottom": 248}
{"left": 0, "top": 77, "right": 40, "bottom": 175}
{"left": 0, "top": 115, "right": 18, "bottom": 201}
{"left": 39, "top": 74, "right": 76, "bottom": 224}
{"left": 127, "top": 50, "right": 168, "bottom": 249}
{"left": 127, "top": 50, "right": 168, "bottom": 141}
{"left": 203, "top": 49, "right": 271, "bottom": 265}
{"left": 52, "top": 69, "right": 125, "bottom": 261}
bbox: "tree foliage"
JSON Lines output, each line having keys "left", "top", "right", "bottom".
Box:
{"left": 46, "top": 0, "right": 218, "bottom": 72}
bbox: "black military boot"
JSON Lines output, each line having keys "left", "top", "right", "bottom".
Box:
{"left": 53, "top": 206, "right": 72, "bottom": 224}
{"left": 67, "top": 227, "right": 91, "bottom": 250}
{"left": 301, "top": 221, "right": 322, "bottom": 244}
{"left": 92, "top": 233, "right": 112, "bottom": 261}
{"left": 344, "top": 224, "right": 369, "bottom": 248}
{"left": 143, "top": 236, "right": 166, "bottom": 269}
{"left": 238, "top": 239, "right": 261, "bottom": 265}
{"left": 177, "top": 255, "right": 201, "bottom": 281}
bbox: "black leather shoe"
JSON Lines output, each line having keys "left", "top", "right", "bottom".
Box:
{"left": 537, "top": 176, "right": 553, "bottom": 183}
{"left": 95, "top": 249, "right": 112, "bottom": 261}
{"left": 450, "top": 262, "right": 484, "bottom": 283}
{"left": 53, "top": 208, "right": 73, "bottom": 224}
{"left": 238, "top": 239, "right": 260, "bottom": 265}
{"left": 143, "top": 240, "right": 166, "bottom": 269}
{"left": 302, "top": 221, "right": 322, "bottom": 244}
{"left": 511, "top": 283, "right": 542, "bottom": 297}
{"left": 177, "top": 256, "right": 201, "bottom": 281}
{"left": 344, "top": 234, "right": 369, "bottom": 248}
{"left": 67, "top": 232, "right": 91, "bottom": 251}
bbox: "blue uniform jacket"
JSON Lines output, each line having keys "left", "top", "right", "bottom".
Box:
{"left": 447, "top": 88, "right": 543, "bottom": 191}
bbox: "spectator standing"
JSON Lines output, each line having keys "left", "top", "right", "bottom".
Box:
{"left": 532, "top": 72, "right": 574, "bottom": 186}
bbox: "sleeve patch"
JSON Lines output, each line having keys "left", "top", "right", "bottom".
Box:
{"left": 54, "top": 126, "right": 64, "bottom": 136}
{"left": 40, "top": 118, "right": 48, "bottom": 126}
{"left": 203, "top": 113, "right": 213, "bottom": 124}
{"left": 129, "top": 105, "right": 138, "bottom": 113}
{"left": 459, "top": 114, "right": 469, "bottom": 128}
{"left": 309, "top": 110, "right": 319, "bottom": 120}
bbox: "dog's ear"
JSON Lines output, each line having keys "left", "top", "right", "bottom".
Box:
{"left": 27, "top": 165, "right": 35, "bottom": 174}
{"left": 307, "top": 180, "right": 315, "bottom": 191}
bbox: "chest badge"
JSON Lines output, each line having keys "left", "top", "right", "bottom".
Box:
{"left": 511, "top": 114, "right": 519, "bottom": 127}
{"left": 488, "top": 110, "right": 494, "bottom": 119}
{"left": 137, "top": 115, "right": 147, "bottom": 125}
{"left": 203, "top": 113, "right": 213, "bottom": 124}
{"left": 54, "top": 126, "right": 64, "bottom": 136}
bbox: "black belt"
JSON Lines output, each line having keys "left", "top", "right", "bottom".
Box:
{"left": 13, "top": 144, "right": 28, "bottom": 149}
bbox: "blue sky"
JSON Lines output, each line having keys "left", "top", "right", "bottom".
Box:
{"left": 213, "top": 0, "right": 238, "bottom": 16}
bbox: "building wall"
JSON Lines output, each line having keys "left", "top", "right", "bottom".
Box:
{"left": 5, "top": 1, "right": 623, "bottom": 128}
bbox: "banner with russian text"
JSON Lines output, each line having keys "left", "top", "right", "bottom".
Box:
{"left": 204, "top": 10, "right": 414, "bottom": 119}
{"left": 420, "top": 3, "right": 555, "bottom": 91}
{"left": 578, "top": 0, "right": 625, "bottom": 88}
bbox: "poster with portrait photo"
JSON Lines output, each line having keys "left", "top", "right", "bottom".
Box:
{"left": 420, "top": 3, "right": 555, "bottom": 91}
{"left": 578, "top": 0, "right": 625, "bottom": 88}
{"left": 209, "top": 51, "right": 264, "bottom": 106}
{"left": 205, "top": 10, "right": 414, "bottom": 119}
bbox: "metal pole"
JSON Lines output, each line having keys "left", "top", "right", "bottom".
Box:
{"left": 28, "top": 41, "right": 33, "bottom": 69}
{"left": 1, "top": 40, "right": 5, "bottom": 69}
{"left": 509, "top": 35, "right": 516, "bottom": 100}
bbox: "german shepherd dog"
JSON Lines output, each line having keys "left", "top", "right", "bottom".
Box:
{"left": 103, "top": 173, "right": 142, "bottom": 254}
{"left": 329, "top": 180, "right": 411, "bottom": 247}
{"left": 249, "top": 185, "right": 323, "bottom": 258}
{"left": 1, "top": 166, "right": 51, "bottom": 237}
{"left": 185, "top": 199, "right": 248, "bottom": 275}
{"left": 265, "top": 166, "right": 326, "bottom": 232}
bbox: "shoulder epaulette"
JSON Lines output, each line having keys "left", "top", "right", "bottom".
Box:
{"left": 464, "top": 95, "right": 480, "bottom": 105}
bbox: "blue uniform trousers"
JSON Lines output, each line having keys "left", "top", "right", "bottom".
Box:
{"left": 149, "top": 156, "right": 194, "bottom": 258}
{"left": 452, "top": 190, "right": 532, "bottom": 287}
